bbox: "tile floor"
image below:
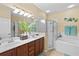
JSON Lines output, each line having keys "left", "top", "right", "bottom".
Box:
{"left": 43, "top": 49, "right": 64, "bottom": 56}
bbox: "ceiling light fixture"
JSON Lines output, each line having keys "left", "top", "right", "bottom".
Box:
{"left": 46, "top": 10, "right": 50, "bottom": 13}
{"left": 24, "top": 13, "right": 29, "bottom": 16}
{"left": 19, "top": 10, "right": 25, "bottom": 15}
{"left": 67, "top": 4, "right": 75, "bottom": 8}
{"left": 13, "top": 8, "right": 20, "bottom": 14}
{"left": 12, "top": 6, "right": 34, "bottom": 18}
{"left": 27, "top": 14, "right": 32, "bottom": 18}
{"left": 41, "top": 20, "right": 45, "bottom": 24}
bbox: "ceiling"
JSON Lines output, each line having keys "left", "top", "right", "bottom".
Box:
{"left": 34, "top": 3, "right": 79, "bottom": 13}
{"left": 3, "top": 3, "right": 79, "bottom": 14}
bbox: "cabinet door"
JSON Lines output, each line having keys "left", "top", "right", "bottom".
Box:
{"left": 16, "top": 44, "right": 28, "bottom": 56}
{"left": 35, "top": 39, "right": 40, "bottom": 55}
{"left": 0, "top": 48, "right": 16, "bottom": 56}
{"left": 28, "top": 41, "right": 35, "bottom": 56}
{"left": 40, "top": 37, "right": 44, "bottom": 53}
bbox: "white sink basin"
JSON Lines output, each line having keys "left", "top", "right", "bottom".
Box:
{"left": 0, "top": 37, "right": 20, "bottom": 46}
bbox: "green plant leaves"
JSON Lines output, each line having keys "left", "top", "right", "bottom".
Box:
{"left": 68, "top": 18, "right": 72, "bottom": 21}
{"left": 64, "top": 17, "right": 78, "bottom": 22}
{"left": 19, "top": 21, "right": 29, "bottom": 32}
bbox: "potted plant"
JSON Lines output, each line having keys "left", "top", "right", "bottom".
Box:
{"left": 19, "top": 21, "right": 29, "bottom": 40}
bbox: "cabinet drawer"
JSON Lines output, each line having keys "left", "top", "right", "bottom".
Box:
{"left": 28, "top": 46, "right": 34, "bottom": 52}
{"left": 28, "top": 50, "right": 34, "bottom": 56}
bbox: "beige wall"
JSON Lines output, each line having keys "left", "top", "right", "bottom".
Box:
{"left": 0, "top": 4, "right": 11, "bottom": 19}
{"left": 48, "top": 7, "right": 79, "bottom": 33}
{"left": 11, "top": 14, "right": 25, "bottom": 21}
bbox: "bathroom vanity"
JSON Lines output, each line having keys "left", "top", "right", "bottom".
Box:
{"left": 0, "top": 33, "right": 45, "bottom": 56}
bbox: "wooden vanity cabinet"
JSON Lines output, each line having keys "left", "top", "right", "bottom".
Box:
{"left": 0, "top": 37, "right": 44, "bottom": 56}
{"left": 0, "top": 48, "right": 16, "bottom": 56}
{"left": 16, "top": 44, "right": 28, "bottom": 56}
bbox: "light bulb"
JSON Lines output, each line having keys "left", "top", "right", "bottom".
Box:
{"left": 24, "top": 13, "right": 29, "bottom": 16}
{"left": 19, "top": 10, "right": 24, "bottom": 15}
{"left": 46, "top": 10, "right": 50, "bottom": 13}
{"left": 27, "top": 14, "right": 32, "bottom": 18}
{"left": 13, "top": 8, "right": 20, "bottom": 14}
{"left": 41, "top": 20, "right": 45, "bottom": 24}
{"left": 67, "top": 4, "right": 75, "bottom": 8}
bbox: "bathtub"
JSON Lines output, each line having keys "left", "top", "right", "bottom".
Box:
{"left": 55, "top": 36, "right": 79, "bottom": 56}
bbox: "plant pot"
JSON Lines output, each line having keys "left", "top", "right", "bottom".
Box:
{"left": 20, "top": 35, "right": 28, "bottom": 40}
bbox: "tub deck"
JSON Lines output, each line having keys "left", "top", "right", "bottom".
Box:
{"left": 55, "top": 37, "right": 79, "bottom": 56}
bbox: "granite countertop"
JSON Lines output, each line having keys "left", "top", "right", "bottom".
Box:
{"left": 0, "top": 33, "right": 45, "bottom": 53}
